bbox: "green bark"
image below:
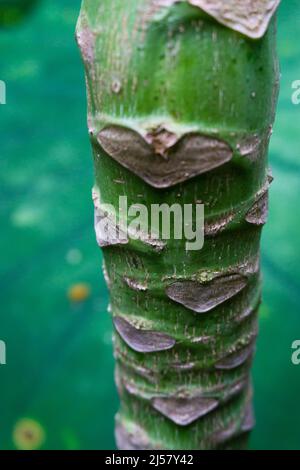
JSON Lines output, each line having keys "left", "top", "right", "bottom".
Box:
{"left": 76, "top": 0, "right": 280, "bottom": 450}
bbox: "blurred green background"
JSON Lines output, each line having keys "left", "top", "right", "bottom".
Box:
{"left": 0, "top": 0, "right": 299, "bottom": 450}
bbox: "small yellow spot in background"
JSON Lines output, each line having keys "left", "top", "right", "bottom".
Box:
{"left": 68, "top": 283, "right": 91, "bottom": 303}
{"left": 13, "top": 418, "right": 45, "bottom": 450}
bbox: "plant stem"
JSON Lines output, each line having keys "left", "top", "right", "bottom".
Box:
{"left": 77, "top": 0, "right": 280, "bottom": 450}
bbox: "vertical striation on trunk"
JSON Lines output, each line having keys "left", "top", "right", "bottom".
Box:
{"left": 77, "top": 0, "right": 280, "bottom": 450}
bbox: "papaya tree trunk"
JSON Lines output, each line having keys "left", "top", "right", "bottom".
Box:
{"left": 76, "top": 0, "right": 280, "bottom": 450}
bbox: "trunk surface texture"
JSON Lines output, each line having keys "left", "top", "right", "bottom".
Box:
{"left": 76, "top": 0, "right": 280, "bottom": 450}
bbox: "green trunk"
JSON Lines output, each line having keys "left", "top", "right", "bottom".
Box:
{"left": 76, "top": 0, "right": 280, "bottom": 450}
